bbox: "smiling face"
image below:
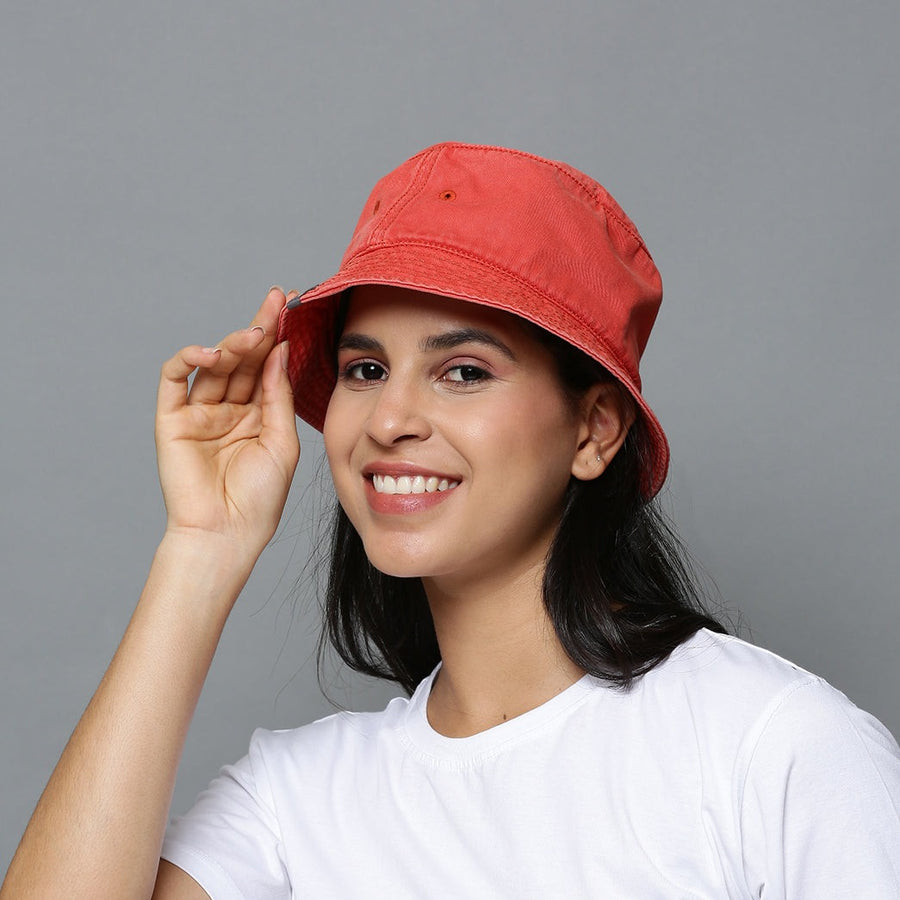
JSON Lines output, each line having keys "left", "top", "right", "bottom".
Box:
{"left": 323, "top": 285, "right": 598, "bottom": 592}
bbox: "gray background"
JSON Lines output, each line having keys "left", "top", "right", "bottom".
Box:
{"left": 2, "top": 0, "right": 898, "bottom": 874}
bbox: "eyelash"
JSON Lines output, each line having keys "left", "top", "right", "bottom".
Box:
{"left": 340, "top": 361, "right": 386, "bottom": 383}
{"left": 444, "top": 364, "right": 491, "bottom": 384}
{"left": 338, "top": 361, "right": 492, "bottom": 386}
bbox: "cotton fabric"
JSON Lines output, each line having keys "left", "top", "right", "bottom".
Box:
{"left": 162, "top": 630, "right": 900, "bottom": 898}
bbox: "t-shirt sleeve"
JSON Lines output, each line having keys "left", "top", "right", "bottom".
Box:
{"left": 739, "top": 678, "right": 900, "bottom": 898}
{"left": 161, "top": 729, "right": 291, "bottom": 900}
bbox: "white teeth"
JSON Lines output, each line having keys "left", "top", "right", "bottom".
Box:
{"left": 371, "top": 474, "right": 460, "bottom": 495}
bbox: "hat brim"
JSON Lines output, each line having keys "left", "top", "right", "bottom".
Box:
{"left": 277, "top": 241, "right": 669, "bottom": 497}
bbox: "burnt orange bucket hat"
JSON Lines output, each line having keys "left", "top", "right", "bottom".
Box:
{"left": 277, "top": 142, "right": 669, "bottom": 497}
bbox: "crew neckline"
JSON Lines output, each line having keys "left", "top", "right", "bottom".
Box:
{"left": 401, "top": 666, "right": 599, "bottom": 765}
{"left": 398, "top": 630, "right": 731, "bottom": 764}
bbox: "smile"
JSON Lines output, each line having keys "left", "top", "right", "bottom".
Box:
{"left": 371, "top": 474, "right": 460, "bottom": 495}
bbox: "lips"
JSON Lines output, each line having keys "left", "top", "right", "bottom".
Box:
{"left": 362, "top": 465, "right": 462, "bottom": 515}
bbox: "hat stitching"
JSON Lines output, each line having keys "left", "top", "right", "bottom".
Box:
{"left": 369, "top": 147, "right": 441, "bottom": 246}
{"left": 342, "top": 238, "right": 636, "bottom": 374}
{"left": 406, "top": 143, "right": 651, "bottom": 255}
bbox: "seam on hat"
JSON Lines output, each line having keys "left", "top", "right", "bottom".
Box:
{"left": 348, "top": 238, "right": 635, "bottom": 386}
{"left": 400, "top": 144, "right": 652, "bottom": 259}
{"left": 370, "top": 147, "right": 442, "bottom": 245}
{"left": 430, "top": 143, "right": 605, "bottom": 207}
{"left": 483, "top": 147, "right": 647, "bottom": 249}
{"left": 415, "top": 143, "right": 652, "bottom": 259}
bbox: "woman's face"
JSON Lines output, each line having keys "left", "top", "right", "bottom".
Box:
{"left": 323, "top": 285, "right": 593, "bottom": 589}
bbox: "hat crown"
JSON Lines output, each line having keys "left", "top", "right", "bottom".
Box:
{"left": 342, "top": 143, "right": 662, "bottom": 375}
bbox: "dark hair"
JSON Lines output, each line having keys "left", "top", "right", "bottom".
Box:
{"left": 319, "top": 319, "right": 727, "bottom": 696}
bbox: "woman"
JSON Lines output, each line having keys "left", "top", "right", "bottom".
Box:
{"left": 5, "top": 143, "right": 899, "bottom": 898}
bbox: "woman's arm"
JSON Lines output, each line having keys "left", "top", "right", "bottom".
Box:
{"left": 1, "top": 288, "right": 300, "bottom": 900}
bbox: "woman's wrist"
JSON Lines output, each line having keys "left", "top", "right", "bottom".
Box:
{"left": 151, "top": 528, "right": 261, "bottom": 616}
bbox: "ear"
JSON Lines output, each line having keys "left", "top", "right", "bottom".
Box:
{"left": 570, "top": 383, "right": 636, "bottom": 481}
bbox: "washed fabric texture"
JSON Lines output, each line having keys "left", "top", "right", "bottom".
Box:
{"left": 162, "top": 630, "right": 900, "bottom": 899}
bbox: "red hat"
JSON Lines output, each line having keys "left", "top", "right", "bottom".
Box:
{"left": 277, "top": 142, "right": 669, "bottom": 497}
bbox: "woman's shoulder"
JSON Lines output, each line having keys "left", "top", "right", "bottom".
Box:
{"left": 664, "top": 631, "right": 900, "bottom": 889}
{"left": 257, "top": 700, "right": 405, "bottom": 752}
{"left": 646, "top": 627, "right": 831, "bottom": 709}
{"left": 632, "top": 628, "right": 900, "bottom": 773}
{"left": 246, "top": 673, "right": 436, "bottom": 767}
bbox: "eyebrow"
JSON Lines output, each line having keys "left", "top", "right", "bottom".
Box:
{"left": 336, "top": 333, "right": 384, "bottom": 354}
{"left": 337, "top": 328, "right": 517, "bottom": 361}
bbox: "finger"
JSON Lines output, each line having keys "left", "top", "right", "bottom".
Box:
{"left": 223, "top": 289, "right": 300, "bottom": 405}
{"left": 258, "top": 341, "right": 301, "bottom": 474}
{"left": 187, "top": 324, "right": 269, "bottom": 406}
{"left": 157, "top": 345, "right": 222, "bottom": 417}
{"left": 190, "top": 287, "right": 294, "bottom": 407}
{"left": 248, "top": 286, "right": 290, "bottom": 334}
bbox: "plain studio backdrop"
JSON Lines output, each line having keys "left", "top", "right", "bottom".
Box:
{"left": 2, "top": 0, "right": 898, "bottom": 874}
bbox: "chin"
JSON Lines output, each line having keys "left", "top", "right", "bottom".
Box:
{"left": 369, "top": 560, "right": 426, "bottom": 579}
{"left": 359, "top": 535, "right": 434, "bottom": 579}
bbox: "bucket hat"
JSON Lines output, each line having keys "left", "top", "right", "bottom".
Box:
{"left": 277, "top": 142, "right": 669, "bottom": 497}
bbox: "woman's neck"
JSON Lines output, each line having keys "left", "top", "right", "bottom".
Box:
{"left": 422, "top": 563, "right": 585, "bottom": 738}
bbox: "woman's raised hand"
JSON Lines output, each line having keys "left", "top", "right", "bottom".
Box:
{"left": 2, "top": 288, "right": 303, "bottom": 900}
{"left": 155, "top": 287, "right": 301, "bottom": 563}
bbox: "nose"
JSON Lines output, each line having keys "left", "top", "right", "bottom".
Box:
{"left": 363, "top": 374, "right": 433, "bottom": 446}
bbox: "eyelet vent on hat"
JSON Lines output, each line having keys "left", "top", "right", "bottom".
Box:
{"left": 439, "top": 190, "right": 456, "bottom": 201}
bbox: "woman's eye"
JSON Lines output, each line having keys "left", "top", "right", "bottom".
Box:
{"left": 343, "top": 361, "right": 387, "bottom": 382}
{"left": 444, "top": 365, "right": 489, "bottom": 383}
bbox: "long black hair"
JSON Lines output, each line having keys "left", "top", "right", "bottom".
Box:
{"left": 319, "top": 317, "right": 727, "bottom": 696}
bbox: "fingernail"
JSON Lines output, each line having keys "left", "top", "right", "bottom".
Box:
{"left": 248, "top": 325, "right": 266, "bottom": 337}
{"left": 202, "top": 346, "right": 222, "bottom": 354}
{"left": 268, "top": 285, "right": 284, "bottom": 295}
{"left": 280, "top": 341, "right": 289, "bottom": 370}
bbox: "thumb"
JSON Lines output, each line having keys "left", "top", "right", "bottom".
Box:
{"left": 259, "top": 341, "right": 301, "bottom": 473}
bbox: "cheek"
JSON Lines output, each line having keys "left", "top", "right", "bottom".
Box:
{"left": 322, "top": 395, "right": 357, "bottom": 499}
{"left": 464, "top": 393, "right": 578, "bottom": 489}
{"left": 322, "top": 386, "right": 359, "bottom": 455}
{"left": 489, "top": 388, "right": 578, "bottom": 455}
{"left": 322, "top": 408, "right": 339, "bottom": 471}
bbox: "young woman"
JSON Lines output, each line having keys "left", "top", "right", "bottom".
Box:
{"left": 5, "top": 143, "right": 900, "bottom": 898}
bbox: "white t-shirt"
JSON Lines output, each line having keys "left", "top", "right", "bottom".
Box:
{"left": 162, "top": 630, "right": 900, "bottom": 898}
